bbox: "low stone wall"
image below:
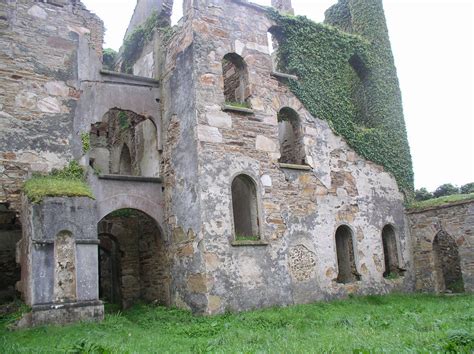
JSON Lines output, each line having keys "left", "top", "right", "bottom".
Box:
{"left": 407, "top": 200, "right": 474, "bottom": 293}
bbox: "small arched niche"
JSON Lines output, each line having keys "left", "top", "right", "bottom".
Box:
{"left": 432, "top": 231, "right": 464, "bottom": 293}
{"left": 231, "top": 174, "right": 260, "bottom": 241}
{"left": 222, "top": 53, "right": 250, "bottom": 105}
{"left": 54, "top": 230, "right": 77, "bottom": 303}
{"left": 278, "top": 107, "right": 305, "bottom": 165}
{"left": 381, "top": 225, "right": 400, "bottom": 278}
{"left": 335, "top": 225, "right": 359, "bottom": 284}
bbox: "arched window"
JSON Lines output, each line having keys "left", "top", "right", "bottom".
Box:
{"left": 54, "top": 230, "right": 76, "bottom": 303}
{"left": 335, "top": 225, "right": 359, "bottom": 283}
{"left": 231, "top": 175, "right": 259, "bottom": 240}
{"left": 222, "top": 53, "right": 250, "bottom": 105}
{"left": 278, "top": 107, "right": 305, "bottom": 165}
{"left": 119, "top": 144, "right": 132, "bottom": 175}
{"left": 381, "top": 225, "right": 400, "bottom": 278}
{"left": 433, "top": 231, "right": 464, "bottom": 293}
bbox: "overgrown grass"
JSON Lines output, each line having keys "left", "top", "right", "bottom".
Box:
{"left": 1, "top": 294, "right": 473, "bottom": 353}
{"left": 23, "top": 161, "right": 94, "bottom": 203}
{"left": 408, "top": 193, "right": 474, "bottom": 211}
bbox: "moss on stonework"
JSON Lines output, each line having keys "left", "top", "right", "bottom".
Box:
{"left": 407, "top": 193, "right": 474, "bottom": 211}
{"left": 23, "top": 161, "right": 94, "bottom": 203}
{"left": 267, "top": 3, "right": 414, "bottom": 196}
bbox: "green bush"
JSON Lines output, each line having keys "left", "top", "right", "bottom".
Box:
{"left": 414, "top": 187, "right": 433, "bottom": 201}
{"left": 433, "top": 183, "right": 459, "bottom": 198}
{"left": 102, "top": 48, "right": 117, "bottom": 71}
{"left": 460, "top": 182, "right": 474, "bottom": 194}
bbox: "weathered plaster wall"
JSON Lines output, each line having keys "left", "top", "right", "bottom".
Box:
{"left": 0, "top": 0, "right": 103, "bottom": 212}
{"left": 190, "top": 0, "right": 412, "bottom": 313}
{"left": 407, "top": 201, "right": 474, "bottom": 293}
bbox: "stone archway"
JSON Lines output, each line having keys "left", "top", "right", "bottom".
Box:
{"left": 432, "top": 231, "right": 464, "bottom": 293}
{"left": 97, "top": 208, "right": 170, "bottom": 309}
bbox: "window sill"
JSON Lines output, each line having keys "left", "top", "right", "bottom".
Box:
{"left": 222, "top": 104, "right": 254, "bottom": 114}
{"left": 98, "top": 174, "right": 163, "bottom": 183}
{"left": 279, "top": 163, "right": 311, "bottom": 171}
{"left": 231, "top": 240, "right": 269, "bottom": 247}
{"left": 271, "top": 71, "right": 299, "bottom": 81}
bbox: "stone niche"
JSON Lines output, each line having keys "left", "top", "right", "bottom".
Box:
{"left": 16, "top": 196, "right": 103, "bottom": 328}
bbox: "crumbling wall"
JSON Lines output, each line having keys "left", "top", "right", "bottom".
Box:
{"left": 407, "top": 201, "right": 474, "bottom": 293}
{"left": 0, "top": 0, "right": 103, "bottom": 213}
{"left": 190, "top": 0, "right": 412, "bottom": 313}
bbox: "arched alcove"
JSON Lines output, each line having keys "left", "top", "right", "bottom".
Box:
{"left": 222, "top": 53, "right": 250, "bottom": 104}
{"left": 433, "top": 231, "right": 464, "bottom": 293}
{"left": 53, "top": 230, "right": 77, "bottom": 303}
{"left": 231, "top": 174, "right": 260, "bottom": 240}
{"left": 348, "top": 54, "right": 370, "bottom": 127}
{"left": 278, "top": 107, "right": 305, "bottom": 165}
{"left": 382, "top": 225, "right": 400, "bottom": 278}
{"left": 335, "top": 225, "right": 359, "bottom": 284}
{"left": 119, "top": 144, "right": 132, "bottom": 175}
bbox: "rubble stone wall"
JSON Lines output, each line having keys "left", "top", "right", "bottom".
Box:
{"left": 407, "top": 201, "right": 474, "bottom": 293}
{"left": 191, "top": 0, "right": 412, "bottom": 313}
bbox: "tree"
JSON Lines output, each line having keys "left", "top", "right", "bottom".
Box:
{"left": 433, "top": 183, "right": 459, "bottom": 198}
{"left": 414, "top": 187, "right": 433, "bottom": 201}
{"left": 102, "top": 48, "right": 117, "bottom": 71}
{"left": 460, "top": 182, "right": 474, "bottom": 194}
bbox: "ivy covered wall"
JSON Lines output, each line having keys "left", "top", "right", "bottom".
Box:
{"left": 268, "top": 0, "right": 413, "bottom": 196}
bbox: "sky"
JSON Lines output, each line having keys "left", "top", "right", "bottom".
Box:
{"left": 81, "top": 0, "right": 474, "bottom": 191}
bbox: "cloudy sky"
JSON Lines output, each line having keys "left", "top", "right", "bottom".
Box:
{"left": 82, "top": 0, "right": 474, "bottom": 191}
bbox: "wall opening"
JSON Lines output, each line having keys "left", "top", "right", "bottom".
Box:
{"left": 348, "top": 54, "right": 371, "bottom": 127}
{"left": 382, "top": 225, "right": 400, "bottom": 278}
{"left": 222, "top": 53, "right": 250, "bottom": 105}
{"left": 119, "top": 144, "right": 132, "bottom": 175}
{"left": 98, "top": 209, "right": 169, "bottom": 309}
{"left": 231, "top": 175, "right": 260, "bottom": 240}
{"left": 0, "top": 204, "right": 21, "bottom": 304}
{"left": 433, "top": 231, "right": 464, "bottom": 293}
{"left": 89, "top": 109, "right": 160, "bottom": 177}
{"left": 53, "top": 230, "right": 77, "bottom": 303}
{"left": 335, "top": 225, "right": 359, "bottom": 284}
{"left": 278, "top": 107, "right": 305, "bottom": 165}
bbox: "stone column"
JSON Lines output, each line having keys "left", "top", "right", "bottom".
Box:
{"left": 271, "top": 0, "right": 294, "bottom": 15}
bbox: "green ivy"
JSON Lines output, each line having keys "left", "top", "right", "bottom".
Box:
{"left": 102, "top": 48, "right": 117, "bottom": 71}
{"left": 121, "top": 11, "right": 170, "bottom": 74}
{"left": 118, "top": 111, "right": 129, "bottom": 130}
{"left": 268, "top": 4, "right": 414, "bottom": 196}
{"left": 80, "top": 132, "right": 90, "bottom": 154}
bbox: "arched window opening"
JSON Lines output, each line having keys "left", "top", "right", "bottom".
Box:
{"left": 54, "top": 230, "right": 77, "bottom": 303}
{"left": 89, "top": 109, "right": 160, "bottom": 177}
{"left": 348, "top": 54, "right": 371, "bottom": 127}
{"left": 231, "top": 175, "right": 260, "bottom": 241}
{"left": 382, "top": 225, "right": 400, "bottom": 278}
{"left": 335, "top": 225, "right": 359, "bottom": 284}
{"left": 222, "top": 53, "right": 250, "bottom": 105}
{"left": 278, "top": 107, "right": 305, "bottom": 165}
{"left": 98, "top": 209, "right": 169, "bottom": 309}
{"left": 433, "top": 231, "right": 464, "bottom": 293}
{"left": 119, "top": 144, "right": 132, "bottom": 175}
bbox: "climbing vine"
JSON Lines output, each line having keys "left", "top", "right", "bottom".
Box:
{"left": 268, "top": 5, "right": 414, "bottom": 196}
{"left": 121, "top": 11, "right": 171, "bottom": 73}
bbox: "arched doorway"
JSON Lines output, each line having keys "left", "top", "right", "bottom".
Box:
{"left": 433, "top": 231, "right": 464, "bottom": 293}
{"left": 98, "top": 209, "right": 169, "bottom": 308}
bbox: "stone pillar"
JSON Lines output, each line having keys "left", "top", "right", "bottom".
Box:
{"left": 16, "top": 196, "right": 103, "bottom": 328}
{"left": 271, "top": 0, "right": 294, "bottom": 15}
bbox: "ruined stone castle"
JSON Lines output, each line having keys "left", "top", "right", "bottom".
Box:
{"left": 0, "top": 0, "right": 472, "bottom": 327}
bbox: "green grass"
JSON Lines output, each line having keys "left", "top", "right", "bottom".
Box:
{"left": 408, "top": 193, "right": 474, "bottom": 211}
{"left": 1, "top": 294, "right": 473, "bottom": 353}
{"left": 23, "top": 176, "right": 94, "bottom": 203}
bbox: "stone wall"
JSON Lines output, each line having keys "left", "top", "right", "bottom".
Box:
{"left": 0, "top": 0, "right": 103, "bottom": 213}
{"left": 407, "top": 200, "right": 474, "bottom": 293}
{"left": 190, "top": 0, "right": 412, "bottom": 313}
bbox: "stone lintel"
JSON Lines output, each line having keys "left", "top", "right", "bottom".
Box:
{"left": 231, "top": 240, "right": 269, "bottom": 247}
{"left": 98, "top": 174, "right": 163, "bottom": 183}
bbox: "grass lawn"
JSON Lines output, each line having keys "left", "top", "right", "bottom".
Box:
{"left": 1, "top": 294, "right": 473, "bottom": 353}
